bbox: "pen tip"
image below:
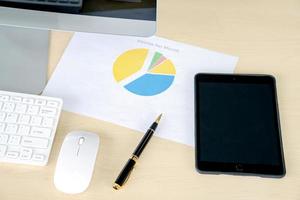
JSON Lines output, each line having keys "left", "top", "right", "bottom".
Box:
{"left": 155, "top": 114, "right": 163, "bottom": 123}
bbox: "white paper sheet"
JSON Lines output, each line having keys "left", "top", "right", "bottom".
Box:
{"left": 43, "top": 33, "right": 238, "bottom": 146}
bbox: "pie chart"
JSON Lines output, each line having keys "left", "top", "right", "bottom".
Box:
{"left": 113, "top": 48, "right": 176, "bottom": 96}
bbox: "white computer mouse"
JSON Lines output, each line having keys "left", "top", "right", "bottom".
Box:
{"left": 54, "top": 131, "right": 99, "bottom": 194}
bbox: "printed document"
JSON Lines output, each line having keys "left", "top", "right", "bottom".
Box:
{"left": 43, "top": 33, "right": 238, "bottom": 146}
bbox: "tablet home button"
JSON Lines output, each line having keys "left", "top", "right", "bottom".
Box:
{"left": 235, "top": 164, "right": 244, "bottom": 172}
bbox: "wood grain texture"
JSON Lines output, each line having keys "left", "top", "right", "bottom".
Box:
{"left": 1, "top": 0, "right": 299, "bottom": 199}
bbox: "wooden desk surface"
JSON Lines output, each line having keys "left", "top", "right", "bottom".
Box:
{"left": 1, "top": 0, "right": 300, "bottom": 199}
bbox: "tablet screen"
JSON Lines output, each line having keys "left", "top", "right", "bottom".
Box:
{"left": 195, "top": 74, "right": 285, "bottom": 176}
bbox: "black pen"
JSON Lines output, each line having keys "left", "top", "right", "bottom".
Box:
{"left": 113, "top": 114, "right": 162, "bottom": 190}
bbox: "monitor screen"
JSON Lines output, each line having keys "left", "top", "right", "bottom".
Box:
{"left": 0, "top": 0, "right": 157, "bottom": 36}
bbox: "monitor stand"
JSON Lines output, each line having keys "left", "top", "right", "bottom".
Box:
{"left": 0, "top": 25, "right": 49, "bottom": 94}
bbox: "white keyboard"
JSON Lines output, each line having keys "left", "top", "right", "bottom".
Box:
{"left": 0, "top": 90, "right": 62, "bottom": 166}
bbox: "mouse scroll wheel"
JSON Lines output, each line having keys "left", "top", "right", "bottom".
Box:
{"left": 78, "top": 137, "right": 85, "bottom": 145}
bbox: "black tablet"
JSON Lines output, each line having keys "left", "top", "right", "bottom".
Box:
{"left": 194, "top": 73, "right": 285, "bottom": 177}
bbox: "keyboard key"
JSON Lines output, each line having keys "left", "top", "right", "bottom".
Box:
{"left": 15, "top": 103, "right": 27, "bottom": 113}
{"left": 0, "top": 113, "right": 5, "bottom": 121}
{"left": 27, "top": 105, "right": 39, "bottom": 115}
{"left": 32, "top": 154, "right": 45, "bottom": 162}
{"left": 0, "top": 95, "right": 9, "bottom": 101}
{"left": 35, "top": 99, "right": 46, "bottom": 106}
{"left": 5, "top": 124, "right": 18, "bottom": 134}
{"left": 5, "top": 113, "right": 18, "bottom": 123}
{"left": 20, "top": 148, "right": 32, "bottom": 160}
{"left": 11, "top": 97, "right": 22, "bottom": 102}
{"left": 2, "top": 102, "right": 15, "bottom": 112}
{"left": 40, "top": 107, "right": 56, "bottom": 117}
{"left": 42, "top": 117, "right": 54, "bottom": 128}
{"left": 0, "top": 134, "right": 8, "bottom": 144}
{"left": 47, "top": 101, "right": 59, "bottom": 107}
{"left": 23, "top": 98, "right": 34, "bottom": 104}
{"left": 6, "top": 151, "right": 19, "bottom": 159}
{"left": 19, "top": 115, "right": 30, "bottom": 124}
{"left": 0, "top": 145, "right": 7, "bottom": 157}
{"left": 8, "top": 135, "right": 21, "bottom": 145}
{"left": 30, "top": 127, "right": 51, "bottom": 138}
{"left": 30, "top": 116, "right": 42, "bottom": 126}
{"left": 18, "top": 125, "right": 30, "bottom": 135}
{"left": 0, "top": 123, "right": 5, "bottom": 132}
{"left": 21, "top": 136, "right": 48, "bottom": 149}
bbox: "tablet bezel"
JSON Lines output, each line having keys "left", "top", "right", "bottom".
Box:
{"left": 194, "top": 73, "right": 286, "bottom": 177}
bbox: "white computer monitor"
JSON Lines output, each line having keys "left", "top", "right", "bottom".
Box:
{"left": 0, "top": 0, "right": 157, "bottom": 94}
{"left": 0, "top": 0, "right": 157, "bottom": 36}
